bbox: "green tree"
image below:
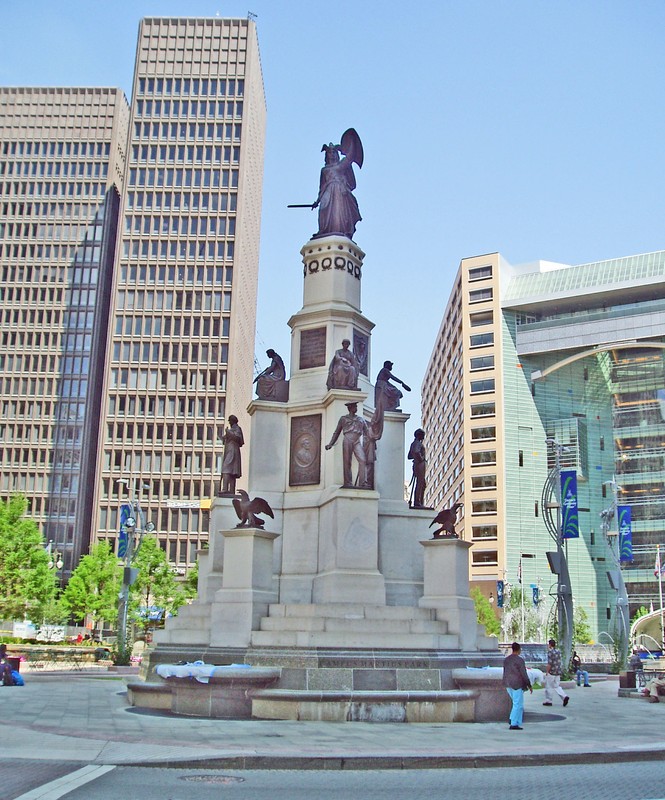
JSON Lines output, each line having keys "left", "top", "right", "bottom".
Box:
{"left": 129, "top": 536, "right": 186, "bottom": 636}
{"left": 631, "top": 606, "right": 649, "bottom": 626}
{"left": 183, "top": 559, "right": 199, "bottom": 600}
{"left": 470, "top": 586, "right": 500, "bottom": 637}
{"left": 0, "top": 494, "right": 58, "bottom": 622}
{"left": 61, "top": 541, "right": 120, "bottom": 628}
{"left": 573, "top": 606, "right": 592, "bottom": 645}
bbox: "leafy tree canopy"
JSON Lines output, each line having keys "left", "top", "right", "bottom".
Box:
{"left": 470, "top": 586, "right": 500, "bottom": 637}
{"left": 129, "top": 536, "right": 187, "bottom": 634}
{"left": 0, "top": 494, "right": 58, "bottom": 622}
{"left": 61, "top": 541, "right": 120, "bottom": 626}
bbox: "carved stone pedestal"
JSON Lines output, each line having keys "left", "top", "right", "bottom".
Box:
{"left": 209, "top": 527, "right": 279, "bottom": 647}
{"left": 418, "top": 538, "right": 482, "bottom": 651}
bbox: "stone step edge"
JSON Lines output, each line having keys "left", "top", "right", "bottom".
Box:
{"left": 251, "top": 688, "right": 478, "bottom": 702}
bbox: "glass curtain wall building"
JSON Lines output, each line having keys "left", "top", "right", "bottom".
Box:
{"left": 0, "top": 87, "right": 130, "bottom": 579}
{"left": 93, "top": 17, "right": 266, "bottom": 572}
{"left": 423, "top": 250, "right": 665, "bottom": 640}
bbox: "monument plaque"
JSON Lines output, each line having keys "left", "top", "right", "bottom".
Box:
{"left": 289, "top": 414, "right": 322, "bottom": 486}
{"left": 299, "top": 327, "right": 327, "bottom": 370}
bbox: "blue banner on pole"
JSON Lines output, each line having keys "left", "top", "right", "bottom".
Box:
{"left": 118, "top": 503, "right": 131, "bottom": 559}
{"left": 618, "top": 505, "right": 633, "bottom": 563}
{"left": 531, "top": 583, "right": 539, "bottom": 607}
{"left": 561, "top": 469, "right": 579, "bottom": 539}
{"left": 496, "top": 580, "right": 504, "bottom": 608}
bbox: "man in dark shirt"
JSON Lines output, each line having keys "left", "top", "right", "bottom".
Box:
{"left": 503, "top": 641, "right": 532, "bottom": 730}
{"left": 543, "top": 638, "right": 570, "bottom": 707}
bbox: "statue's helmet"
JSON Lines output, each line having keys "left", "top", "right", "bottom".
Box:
{"left": 321, "top": 142, "right": 340, "bottom": 164}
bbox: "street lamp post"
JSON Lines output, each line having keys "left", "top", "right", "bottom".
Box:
{"left": 543, "top": 438, "right": 574, "bottom": 668}
{"left": 115, "top": 479, "right": 154, "bottom": 660}
{"left": 600, "top": 479, "right": 630, "bottom": 666}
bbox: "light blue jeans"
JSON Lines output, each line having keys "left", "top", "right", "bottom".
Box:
{"left": 506, "top": 687, "right": 524, "bottom": 726}
{"left": 576, "top": 668, "right": 590, "bottom": 686}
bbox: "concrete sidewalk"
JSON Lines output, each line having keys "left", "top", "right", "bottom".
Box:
{"left": 0, "top": 671, "right": 663, "bottom": 769}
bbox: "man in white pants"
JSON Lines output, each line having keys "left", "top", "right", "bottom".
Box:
{"left": 543, "top": 638, "right": 570, "bottom": 707}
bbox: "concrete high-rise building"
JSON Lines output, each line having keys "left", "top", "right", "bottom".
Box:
{"left": 0, "top": 86, "right": 130, "bottom": 578}
{"left": 93, "top": 17, "right": 266, "bottom": 572}
{"left": 423, "top": 250, "right": 665, "bottom": 639}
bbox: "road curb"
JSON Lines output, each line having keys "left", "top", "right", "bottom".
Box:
{"left": 126, "top": 748, "right": 665, "bottom": 771}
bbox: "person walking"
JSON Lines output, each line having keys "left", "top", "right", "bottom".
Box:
{"left": 503, "top": 642, "right": 532, "bottom": 730}
{"left": 543, "top": 638, "right": 569, "bottom": 707}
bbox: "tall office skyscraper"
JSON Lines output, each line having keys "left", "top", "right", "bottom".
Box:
{"left": 422, "top": 250, "right": 665, "bottom": 638}
{"left": 0, "top": 86, "right": 130, "bottom": 577}
{"left": 93, "top": 17, "right": 266, "bottom": 572}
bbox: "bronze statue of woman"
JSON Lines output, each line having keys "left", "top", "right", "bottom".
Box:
{"left": 312, "top": 129, "right": 363, "bottom": 240}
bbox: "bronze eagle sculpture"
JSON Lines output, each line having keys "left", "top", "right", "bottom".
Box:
{"left": 429, "top": 502, "right": 463, "bottom": 539}
{"left": 232, "top": 489, "right": 274, "bottom": 529}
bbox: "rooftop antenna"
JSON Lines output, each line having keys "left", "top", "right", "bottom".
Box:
{"left": 248, "top": 11, "right": 258, "bottom": 21}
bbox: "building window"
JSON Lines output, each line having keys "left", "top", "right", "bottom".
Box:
{"left": 468, "top": 265, "right": 492, "bottom": 281}
{"left": 472, "top": 550, "right": 498, "bottom": 566}
{"left": 472, "top": 525, "right": 497, "bottom": 540}
{"left": 471, "top": 402, "right": 495, "bottom": 418}
{"left": 471, "top": 426, "right": 496, "bottom": 441}
{"left": 469, "top": 287, "right": 493, "bottom": 303}
{"left": 471, "top": 450, "right": 496, "bottom": 466}
{"left": 471, "top": 474, "right": 497, "bottom": 490}
{"left": 470, "top": 355, "right": 495, "bottom": 371}
{"left": 470, "top": 311, "right": 493, "bottom": 327}
{"left": 472, "top": 499, "right": 497, "bottom": 514}
{"left": 470, "top": 379, "right": 495, "bottom": 394}
{"left": 470, "top": 332, "right": 494, "bottom": 348}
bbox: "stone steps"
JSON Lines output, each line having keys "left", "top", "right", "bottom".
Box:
{"left": 250, "top": 629, "right": 460, "bottom": 649}
{"left": 253, "top": 602, "right": 457, "bottom": 649}
{"left": 267, "top": 603, "right": 438, "bottom": 621}
{"left": 152, "top": 603, "right": 211, "bottom": 646}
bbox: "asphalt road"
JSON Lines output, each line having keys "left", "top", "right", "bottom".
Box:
{"left": 7, "top": 761, "right": 665, "bottom": 800}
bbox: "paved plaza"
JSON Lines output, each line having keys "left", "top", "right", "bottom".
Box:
{"left": 0, "top": 670, "right": 663, "bottom": 769}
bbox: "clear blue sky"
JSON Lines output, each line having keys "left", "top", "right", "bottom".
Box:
{"left": 1, "top": 0, "right": 664, "bottom": 429}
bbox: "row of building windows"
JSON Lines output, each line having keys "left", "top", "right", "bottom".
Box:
{"left": 100, "top": 533, "right": 201, "bottom": 568}
{"left": 122, "top": 239, "right": 234, "bottom": 261}
{"left": 100, "top": 475, "right": 217, "bottom": 504}
{"left": 124, "top": 214, "right": 235, "bottom": 236}
{"left": 1, "top": 140, "right": 112, "bottom": 158}
{"left": 125, "top": 189, "right": 237, "bottom": 212}
{"left": 137, "top": 77, "right": 245, "bottom": 97}
{"left": 0, "top": 223, "right": 103, "bottom": 243}
{"left": 1, "top": 201, "right": 104, "bottom": 220}
{"left": 111, "top": 341, "right": 228, "bottom": 365}
{"left": 131, "top": 143, "right": 239, "bottom": 164}
{"left": 107, "top": 421, "right": 224, "bottom": 446}
{"left": 115, "top": 289, "right": 232, "bottom": 312}
{"left": 109, "top": 368, "right": 227, "bottom": 392}
{"left": 1, "top": 242, "right": 101, "bottom": 261}
{"left": 0, "top": 285, "right": 67, "bottom": 304}
{"left": 0, "top": 181, "right": 107, "bottom": 199}
{"left": 133, "top": 121, "right": 241, "bottom": 142}
{"left": 0, "top": 160, "right": 109, "bottom": 179}
{"left": 1, "top": 355, "right": 60, "bottom": 375}
{"left": 108, "top": 393, "right": 225, "bottom": 419}
{"left": 114, "top": 314, "right": 229, "bottom": 339}
{"left": 135, "top": 99, "right": 243, "bottom": 118}
{"left": 128, "top": 166, "right": 238, "bottom": 189}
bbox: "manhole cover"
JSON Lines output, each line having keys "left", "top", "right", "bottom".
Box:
{"left": 181, "top": 775, "right": 245, "bottom": 785}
